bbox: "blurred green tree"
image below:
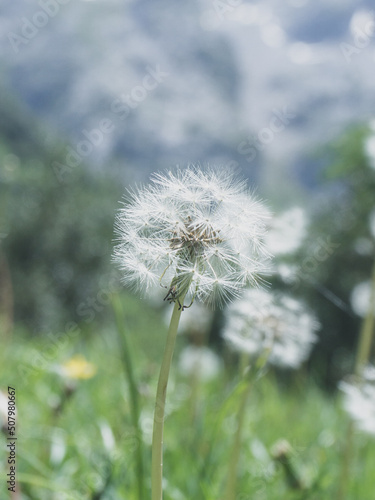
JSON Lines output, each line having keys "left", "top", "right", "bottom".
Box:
{"left": 297, "top": 125, "right": 375, "bottom": 386}
{"left": 0, "top": 89, "right": 122, "bottom": 333}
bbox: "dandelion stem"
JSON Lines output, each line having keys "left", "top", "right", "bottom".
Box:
{"left": 355, "top": 259, "right": 375, "bottom": 374}
{"left": 152, "top": 299, "right": 184, "bottom": 500}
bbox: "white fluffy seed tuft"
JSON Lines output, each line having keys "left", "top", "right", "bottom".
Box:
{"left": 113, "top": 166, "right": 271, "bottom": 308}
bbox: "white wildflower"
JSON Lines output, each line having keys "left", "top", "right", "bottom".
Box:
{"left": 350, "top": 281, "right": 374, "bottom": 318}
{"left": 113, "top": 167, "right": 270, "bottom": 308}
{"left": 178, "top": 345, "right": 221, "bottom": 381}
{"left": 265, "top": 207, "right": 307, "bottom": 256}
{"left": 340, "top": 366, "right": 375, "bottom": 436}
{"left": 223, "top": 288, "right": 319, "bottom": 369}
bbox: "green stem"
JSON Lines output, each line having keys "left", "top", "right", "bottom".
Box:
{"left": 111, "top": 294, "right": 144, "bottom": 500}
{"left": 198, "top": 378, "right": 249, "bottom": 485}
{"left": 224, "top": 379, "right": 252, "bottom": 500}
{"left": 355, "top": 260, "right": 375, "bottom": 374}
{"left": 151, "top": 300, "right": 184, "bottom": 500}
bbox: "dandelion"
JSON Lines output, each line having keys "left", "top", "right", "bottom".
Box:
{"left": 58, "top": 355, "right": 97, "bottom": 380}
{"left": 223, "top": 288, "right": 319, "bottom": 369}
{"left": 340, "top": 366, "right": 375, "bottom": 436}
{"left": 113, "top": 166, "right": 270, "bottom": 500}
{"left": 223, "top": 288, "right": 317, "bottom": 500}
{"left": 113, "top": 167, "right": 270, "bottom": 309}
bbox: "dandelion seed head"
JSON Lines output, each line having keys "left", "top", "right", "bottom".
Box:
{"left": 340, "top": 366, "right": 375, "bottom": 436}
{"left": 223, "top": 288, "right": 319, "bottom": 369}
{"left": 113, "top": 166, "right": 270, "bottom": 308}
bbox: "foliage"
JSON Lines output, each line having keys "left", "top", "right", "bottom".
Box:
{"left": 291, "top": 125, "right": 375, "bottom": 386}
{"left": 0, "top": 90, "right": 123, "bottom": 333}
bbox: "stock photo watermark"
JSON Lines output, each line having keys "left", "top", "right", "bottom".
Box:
{"left": 110, "top": 65, "right": 169, "bottom": 120}
{"left": 237, "top": 104, "right": 296, "bottom": 162}
{"left": 291, "top": 236, "right": 340, "bottom": 290}
{"left": 200, "top": 0, "right": 243, "bottom": 31}
{"left": 51, "top": 65, "right": 168, "bottom": 183}
{"left": 340, "top": 11, "right": 375, "bottom": 63}
{"left": 7, "top": 0, "right": 72, "bottom": 54}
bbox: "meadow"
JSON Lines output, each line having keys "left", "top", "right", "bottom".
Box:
{"left": 1, "top": 290, "right": 373, "bottom": 500}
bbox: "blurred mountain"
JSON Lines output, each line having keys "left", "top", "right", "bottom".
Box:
{"left": 1, "top": 0, "right": 375, "bottom": 191}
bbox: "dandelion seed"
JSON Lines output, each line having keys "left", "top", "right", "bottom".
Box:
{"left": 223, "top": 288, "right": 319, "bottom": 369}
{"left": 340, "top": 366, "right": 375, "bottom": 436}
{"left": 113, "top": 166, "right": 271, "bottom": 309}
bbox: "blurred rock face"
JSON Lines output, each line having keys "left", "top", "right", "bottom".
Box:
{"left": 2, "top": 0, "right": 375, "bottom": 186}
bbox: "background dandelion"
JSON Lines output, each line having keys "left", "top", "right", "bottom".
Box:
{"left": 223, "top": 288, "right": 319, "bottom": 369}
{"left": 340, "top": 366, "right": 375, "bottom": 436}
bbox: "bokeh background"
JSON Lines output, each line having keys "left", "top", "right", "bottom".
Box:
{"left": 1, "top": 1, "right": 375, "bottom": 498}
{"left": 2, "top": 0, "right": 375, "bottom": 380}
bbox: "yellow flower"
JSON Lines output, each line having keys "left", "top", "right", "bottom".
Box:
{"left": 60, "top": 355, "right": 97, "bottom": 380}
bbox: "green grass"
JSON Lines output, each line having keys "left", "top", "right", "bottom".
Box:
{"left": 0, "top": 293, "right": 373, "bottom": 499}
